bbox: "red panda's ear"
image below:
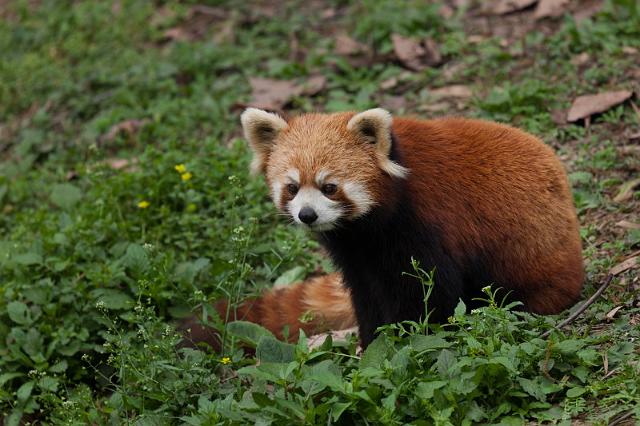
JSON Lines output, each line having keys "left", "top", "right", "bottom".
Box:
{"left": 347, "top": 108, "right": 409, "bottom": 179}
{"left": 240, "top": 108, "right": 288, "bottom": 174}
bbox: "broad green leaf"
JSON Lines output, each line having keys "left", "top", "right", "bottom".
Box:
{"left": 92, "top": 289, "right": 134, "bottom": 310}
{"left": 50, "top": 183, "right": 82, "bottom": 210}
{"left": 436, "top": 349, "right": 455, "bottom": 377}
{"left": 17, "top": 380, "right": 34, "bottom": 402}
{"left": 566, "top": 386, "right": 587, "bottom": 398}
{"left": 0, "top": 373, "right": 24, "bottom": 387}
{"left": 23, "top": 328, "right": 43, "bottom": 360}
{"left": 576, "top": 348, "right": 599, "bottom": 365}
{"left": 390, "top": 346, "right": 410, "bottom": 377}
{"left": 256, "top": 336, "right": 295, "bottom": 363}
{"left": 252, "top": 392, "right": 272, "bottom": 407}
{"left": 57, "top": 340, "right": 81, "bottom": 356}
{"left": 490, "top": 356, "right": 516, "bottom": 372}
{"left": 415, "top": 380, "right": 447, "bottom": 399}
{"left": 411, "top": 334, "right": 452, "bottom": 352}
{"left": 555, "top": 339, "right": 585, "bottom": 354}
{"left": 360, "top": 335, "right": 391, "bottom": 369}
{"left": 5, "top": 410, "right": 22, "bottom": 426}
{"left": 226, "top": 321, "right": 275, "bottom": 347}
{"left": 7, "top": 301, "right": 31, "bottom": 325}
{"left": 123, "top": 243, "right": 149, "bottom": 275}
{"left": 13, "top": 252, "right": 42, "bottom": 265}
{"left": 49, "top": 360, "right": 68, "bottom": 373}
{"left": 174, "top": 258, "right": 210, "bottom": 285}
{"left": 517, "top": 377, "right": 546, "bottom": 401}
{"left": 454, "top": 299, "right": 466, "bottom": 318}
{"left": 308, "top": 360, "right": 343, "bottom": 391}
{"left": 331, "top": 402, "right": 351, "bottom": 422}
{"left": 38, "top": 376, "right": 59, "bottom": 392}
{"left": 274, "top": 266, "right": 307, "bottom": 286}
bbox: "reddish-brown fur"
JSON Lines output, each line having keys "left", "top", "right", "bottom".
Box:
{"left": 179, "top": 272, "right": 356, "bottom": 349}
{"left": 391, "top": 117, "right": 584, "bottom": 313}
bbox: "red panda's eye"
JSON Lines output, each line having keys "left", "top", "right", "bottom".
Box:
{"left": 321, "top": 184, "right": 337, "bottom": 196}
{"left": 287, "top": 183, "right": 299, "bottom": 195}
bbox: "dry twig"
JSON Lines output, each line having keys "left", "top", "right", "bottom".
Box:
{"left": 540, "top": 274, "right": 614, "bottom": 338}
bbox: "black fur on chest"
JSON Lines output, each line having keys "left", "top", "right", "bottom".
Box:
{"left": 319, "top": 188, "right": 492, "bottom": 347}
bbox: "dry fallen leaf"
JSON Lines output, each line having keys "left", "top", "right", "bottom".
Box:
{"left": 106, "top": 158, "right": 139, "bottom": 172}
{"left": 300, "top": 75, "right": 326, "bottom": 96}
{"left": 163, "top": 27, "right": 189, "bottom": 42}
{"left": 439, "top": 4, "right": 455, "bottom": 18}
{"left": 419, "top": 102, "right": 450, "bottom": 113}
{"left": 628, "top": 131, "right": 640, "bottom": 141}
{"left": 566, "top": 90, "right": 633, "bottom": 122}
{"left": 615, "top": 220, "right": 640, "bottom": 230}
{"left": 101, "top": 119, "right": 148, "bottom": 143}
{"left": 613, "top": 178, "right": 640, "bottom": 203}
{"left": 307, "top": 327, "right": 358, "bottom": 350}
{"left": 383, "top": 96, "right": 408, "bottom": 112}
{"left": 606, "top": 305, "right": 623, "bottom": 320}
{"left": 573, "top": 0, "right": 604, "bottom": 22}
{"left": 610, "top": 256, "right": 638, "bottom": 276}
{"left": 467, "top": 35, "right": 486, "bottom": 44}
{"left": 571, "top": 52, "right": 590, "bottom": 66}
{"left": 430, "top": 85, "right": 473, "bottom": 99}
{"left": 244, "top": 76, "right": 326, "bottom": 111}
{"left": 334, "top": 33, "right": 367, "bottom": 56}
{"left": 321, "top": 8, "right": 336, "bottom": 19}
{"left": 162, "top": 5, "right": 227, "bottom": 42}
{"left": 484, "top": 0, "right": 537, "bottom": 15}
{"left": 380, "top": 76, "right": 398, "bottom": 90}
{"left": 534, "top": 0, "right": 569, "bottom": 19}
{"left": 108, "top": 158, "right": 131, "bottom": 170}
{"left": 392, "top": 34, "right": 442, "bottom": 71}
{"left": 246, "top": 78, "right": 301, "bottom": 110}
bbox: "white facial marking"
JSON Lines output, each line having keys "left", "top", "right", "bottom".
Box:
{"left": 289, "top": 187, "right": 342, "bottom": 232}
{"left": 315, "top": 170, "right": 331, "bottom": 186}
{"left": 286, "top": 168, "right": 300, "bottom": 183}
{"left": 342, "top": 181, "right": 375, "bottom": 216}
{"left": 270, "top": 180, "right": 283, "bottom": 204}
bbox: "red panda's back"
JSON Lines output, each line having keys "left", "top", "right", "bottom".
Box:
{"left": 392, "top": 117, "right": 583, "bottom": 314}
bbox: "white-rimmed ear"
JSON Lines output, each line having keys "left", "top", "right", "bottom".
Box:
{"left": 240, "top": 108, "right": 288, "bottom": 174}
{"left": 347, "top": 108, "right": 409, "bottom": 179}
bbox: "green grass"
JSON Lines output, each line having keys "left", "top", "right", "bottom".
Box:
{"left": 1, "top": 0, "right": 639, "bottom": 424}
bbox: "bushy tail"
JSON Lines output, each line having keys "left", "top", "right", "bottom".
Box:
{"left": 178, "top": 272, "right": 356, "bottom": 350}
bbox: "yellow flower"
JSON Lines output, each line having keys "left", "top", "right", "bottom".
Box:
{"left": 181, "top": 172, "right": 193, "bottom": 182}
{"left": 137, "top": 200, "right": 150, "bottom": 209}
{"left": 220, "top": 357, "right": 231, "bottom": 365}
{"left": 174, "top": 164, "right": 187, "bottom": 174}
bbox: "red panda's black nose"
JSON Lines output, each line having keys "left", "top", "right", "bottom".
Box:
{"left": 299, "top": 207, "right": 318, "bottom": 225}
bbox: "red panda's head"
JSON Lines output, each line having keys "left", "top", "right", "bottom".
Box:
{"left": 241, "top": 108, "right": 408, "bottom": 231}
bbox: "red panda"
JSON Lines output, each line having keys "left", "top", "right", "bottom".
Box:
{"left": 179, "top": 272, "right": 356, "bottom": 349}
{"left": 239, "top": 108, "right": 584, "bottom": 348}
